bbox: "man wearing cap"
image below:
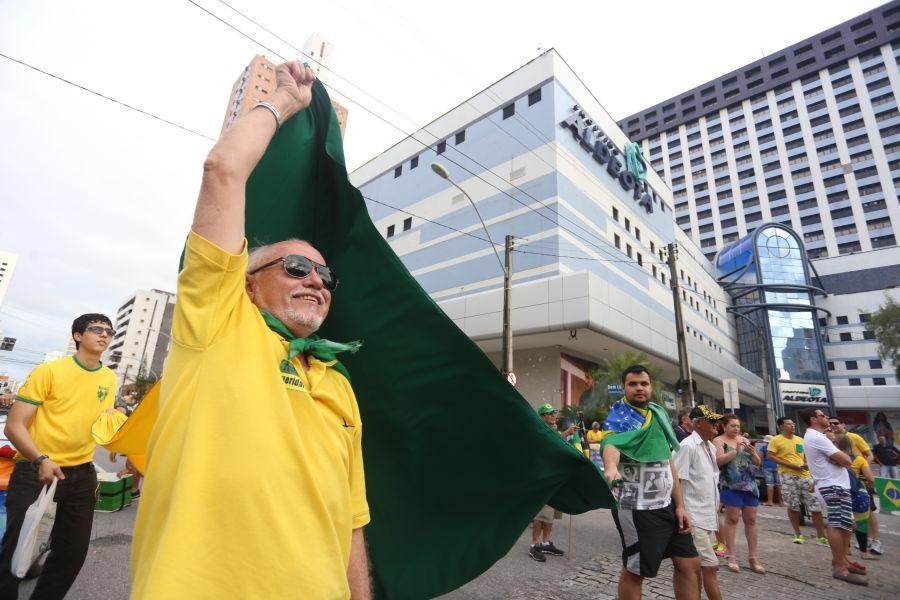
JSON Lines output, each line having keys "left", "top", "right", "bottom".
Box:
{"left": 601, "top": 365, "right": 699, "bottom": 600}
{"left": 673, "top": 405, "right": 724, "bottom": 600}
{"left": 528, "top": 403, "right": 576, "bottom": 562}
{"left": 756, "top": 434, "right": 782, "bottom": 506}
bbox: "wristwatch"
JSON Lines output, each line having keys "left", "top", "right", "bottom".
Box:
{"left": 32, "top": 454, "right": 49, "bottom": 468}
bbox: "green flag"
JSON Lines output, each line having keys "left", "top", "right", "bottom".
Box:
{"left": 244, "top": 81, "right": 614, "bottom": 599}
{"left": 874, "top": 476, "right": 900, "bottom": 513}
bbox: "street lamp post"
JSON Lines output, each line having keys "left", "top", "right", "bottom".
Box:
{"left": 430, "top": 162, "right": 515, "bottom": 381}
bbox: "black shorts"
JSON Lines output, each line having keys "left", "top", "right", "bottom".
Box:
{"left": 612, "top": 505, "right": 698, "bottom": 577}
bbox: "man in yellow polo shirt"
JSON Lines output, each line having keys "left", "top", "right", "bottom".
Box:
{"left": 766, "top": 416, "right": 826, "bottom": 545}
{"left": 0, "top": 313, "right": 118, "bottom": 598}
{"left": 131, "top": 61, "right": 370, "bottom": 599}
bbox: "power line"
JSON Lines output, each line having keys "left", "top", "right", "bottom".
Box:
{"left": 185, "top": 0, "right": 662, "bottom": 275}
{"left": 0, "top": 51, "right": 216, "bottom": 141}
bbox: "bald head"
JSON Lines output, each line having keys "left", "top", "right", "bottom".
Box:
{"left": 246, "top": 239, "right": 332, "bottom": 338}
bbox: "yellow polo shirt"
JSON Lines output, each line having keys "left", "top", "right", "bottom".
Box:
{"left": 131, "top": 231, "right": 369, "bottom": 600}
{"left": 767, "top": 433, "right": 811, "bottom": 478}
{"left": 15, "top": 356, "right": 117, "bottom": 466}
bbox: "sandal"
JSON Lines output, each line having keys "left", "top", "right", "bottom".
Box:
{"left": 833, "top": 570, "right": 868, "bottom": 586}
{"left": 748, "top": 556, "right": 766, "bottom": 574}
{"left": 726, "top": 555, "right": 740, "bottom": 573}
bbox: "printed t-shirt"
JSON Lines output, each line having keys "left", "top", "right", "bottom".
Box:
{"left": 804, "top": 429, "right": 850, "bottom": 490}
{"left": 767, "top": 434, "right": 810, "bottom": 478}
{"left": 616, "top": 457, "right": 673, "bottom": 511}
{"left": 15, "top": 356, "right": 117, "bottom": 466}
{"left": 131, "top": 231, "right": 369, "bottom": 600}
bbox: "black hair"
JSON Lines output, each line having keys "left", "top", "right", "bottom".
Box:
{"left": 829, "top": 416, "right": 843, "bottom": 424}
{"left": 620, "top": 364, "right": 651, "bottom": 384}
{"left": 776, "top": 416, "right": 792, "bottom": 427}
{"left": 798, "top": 407, "right": 818, "bottom": 426}
{"left": 71, "top": 313, "right": 112, "bottom": 350}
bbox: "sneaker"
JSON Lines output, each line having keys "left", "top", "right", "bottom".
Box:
{"left": 541, "top": 541, "right": 565, "bottom": 556}
{"left": 713, "top": 543, "right": 726, "bottom": 557}
{"left": 528, "top": 545, "right": 546, "bottom": 562}
{"left": 869, "top": 539, "right": 883, "bottom": 555}
{"left": 131, "top": 489, "right": 141, "bottom": 499}
{"left": 816, "top": 536, "right": 830, "bottom": 547}
{"left": 793, "top": 534, "right": 805, "bottom": 544}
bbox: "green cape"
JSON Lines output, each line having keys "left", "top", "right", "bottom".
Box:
{"left": 600, "top": 402, "right": 680, "bottom": 463}
{"left": 244, "top": 81, "right": 615, "bottom": 599}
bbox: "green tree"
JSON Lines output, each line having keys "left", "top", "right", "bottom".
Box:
{"left": 869, "top": 295, "right": 900, "bottom": 378}
{"left": 132, "top": 362, "right": 159, "bottom": 403}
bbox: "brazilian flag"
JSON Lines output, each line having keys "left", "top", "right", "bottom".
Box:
{"left": 874, "top": 477, "right": 900, "bottom": 513}
{"left": 236, "top": 81, "right": 615, "bottom": 598}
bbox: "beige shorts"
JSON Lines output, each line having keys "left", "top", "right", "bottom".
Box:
{"left": 691, "top": 527, "right": 719, "bottom": 568}
{"left": 534, "top": 505, "right": 562, "bottom": 524}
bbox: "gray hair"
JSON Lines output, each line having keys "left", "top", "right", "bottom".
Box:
{"left": 247, "top": 238, "right": 313, "bottom": 273}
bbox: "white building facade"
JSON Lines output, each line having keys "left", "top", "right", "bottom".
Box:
{"left": 352, "top": 50, "right": 768, "bottom": 425}
{"left": 0, "top": 251, "right": 18, "bottom": 311}
{"left": 104, "top": 289, "right": 175, "bottom": 391}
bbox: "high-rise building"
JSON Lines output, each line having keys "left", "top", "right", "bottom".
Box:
{"left": 302, "top": 32, "right": 336, "bottom": 85}
{"left": 619, "top": 2, "right": 899, "bottom": 426}
{"left": 0, "top": 251, "right": 18, "bottom": 310}
{"left": 351, "top": 49, "right": 770, "bottom": 427}
{"left": 104, "top": 289, "right": 175, "bottom": 391}
{"left": 221, "top": 50, "right": 348, "bottom": 137}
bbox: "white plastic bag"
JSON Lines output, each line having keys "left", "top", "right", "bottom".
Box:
{"left": 11, "top": 478, "right": 57, "bottom": 578}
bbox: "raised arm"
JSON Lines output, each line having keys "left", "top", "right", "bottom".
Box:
{"left": 193, "top": 62, "right": 316, "bottom": 253}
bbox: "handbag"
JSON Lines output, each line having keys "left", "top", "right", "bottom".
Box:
{"left": 11, "top": 478, "right": 57, "bottom": 578}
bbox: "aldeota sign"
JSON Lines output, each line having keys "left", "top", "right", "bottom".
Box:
{"left": 779, "top": 381, "right": 829, "bottom": 406}
{"left": 560, "top": 105, "right": 659, "bottom": 214}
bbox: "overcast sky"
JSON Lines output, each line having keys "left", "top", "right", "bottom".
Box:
{"left": 0, "top": 0, "right": 884, "bottom": 381}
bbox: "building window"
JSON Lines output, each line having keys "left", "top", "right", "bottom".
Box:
{"left": 613, "top": 207, "right": 619, "bottom": 221}
{"left": 827, "top": 362, "right": 835, "bottom": 371}
{"left": 403, "top": 217, "right": 412, "bottom": 231}
{"left": 410, "top": 156, "right": 419, "bottom": 169}
{"left": 652, "top": 265, "right": 657, "bottom": 277}
{"left": 863, "top": 330, "right": 876, "bottom": 340}
{"left": 627, "top": 244, "right": 633, "bottom": 259}
{"left": 387, "top": 225, "right": 395, "bottom": 238}
{"left": 625, "top": 218, "right": 631, "bottom": 232}
{"left": 528, "top": 89, "right": 541, "bottom": 106}
{"left": 502, "top": 103, "right": 515, "bottom": 119}
{"left": 859, "top": 313, "right": 870, "bottom": 323}
{"left": 840, "top": 332, "right": 853, "bottom": 341}
{"left": 394, "top": 166, "right": 402, "bottom": 178}
{"left": 870, "top": 359, "right": 882, "bottom": 369}
{"left": 836, "top": 316, "right": 849, "bottom": 325}
{"left": 873, "top": 377, "right": 886, "bottom": 386}
{"left": 637, "top": 253, "right": 643, "bottom": 266}
{"left": 818, "top": 317, "right": 827, "bottom": 326}
{"left": 846, "top": 360, "right": 858, "bottom": 370}
{"left": 437, "top": 141, "right": 446, "bottom": 154}
{"left": 635, "top": 228, "right": 641, "bottom": 241}
{"left": 849, "top": 378, "right": 862, "bottom": 386}
{"left": 455, "top": 130, "right": 466, "bottom": 145}
{"left": 614, "top": 234, "right": 621, "bottom": 249}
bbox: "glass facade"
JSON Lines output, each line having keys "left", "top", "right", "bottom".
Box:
{"left": 717, "top": 224, "right": 832, "bottom": 415}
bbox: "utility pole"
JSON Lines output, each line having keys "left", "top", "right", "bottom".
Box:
{"left": 502, "top": 235, "right": 514, "bottom": 384}
{"left": 666, "top": 243, "right": 695, "bottom": 406}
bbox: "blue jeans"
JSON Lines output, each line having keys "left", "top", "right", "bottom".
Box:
{"left": 763, "top": 467, "right": 779, "bottom": 486}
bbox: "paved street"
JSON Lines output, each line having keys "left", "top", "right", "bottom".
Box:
{"left": 17, "top": 467, "right": 899, "bottom": 600}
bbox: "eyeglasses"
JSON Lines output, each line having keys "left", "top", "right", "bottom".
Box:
{"left": 248, "top": 255, "right": 339, "bottom": 291}
{"left": 828, "top": 421, "right": 840, "bottom": 426}
{"left": 85, "top": 325, "right": 115, "bottom": 337}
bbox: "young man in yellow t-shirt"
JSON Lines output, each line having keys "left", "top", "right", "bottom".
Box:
{"left": 766, "top": 417, "right": 826, "bottom": 545}
{"left": 0, "top": 314, "right": 118, "bottom": 597}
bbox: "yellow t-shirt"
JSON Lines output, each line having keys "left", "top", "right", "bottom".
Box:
{"left": 586, "top": 429, "right": 604, "bottom": 443}
{"left": 767, "top": 434, "right": 811, "bottom": 478}
{"left": 847, "top": 432, "right": 871, "bottom": 462}
{"left": 15, "top": 356, "right": 117, "bottom": 466}
{"left": 131, "top": 231, "right": 369, "bottom": 600}
{"left": 850, "top": 454, "right": 868, "bottom": 482}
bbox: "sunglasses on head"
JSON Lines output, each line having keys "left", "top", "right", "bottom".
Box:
{"left": 249, "top": 254, "right": 339, "bottom": 291}
{"left": 85, "top": 325, "right": 115, "bottom": 337}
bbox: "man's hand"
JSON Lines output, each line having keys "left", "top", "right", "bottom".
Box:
{"left": 38, "top": 459, "right": 64, "bottom": 484}
{"left": 0, "top": 393, "right": 13, "bottom": 408}
{"left": 562, "top": 424, "right": 577, "bottom": 437}
{"left": 604, "top": 466, "right": 622, "bottom": 486}
{"left": 675, "top": 506, "right": 692, "bottom": 533}
{"left": 272, "top": 61, "right": 316, "bottom": 123}
{"left": 109, "top": 451, "right": 118, "bottom": 463}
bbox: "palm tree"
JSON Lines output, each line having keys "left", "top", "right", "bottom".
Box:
{"left": 588, "top": 351, "right": 669, "bottom": 409}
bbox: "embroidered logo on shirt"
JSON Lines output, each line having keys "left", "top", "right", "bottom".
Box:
{"left": 97, "top": 386, "right": 110, "bottom": 402}
{"left": 280, "top": 360, "right": 305, "bottom": 392}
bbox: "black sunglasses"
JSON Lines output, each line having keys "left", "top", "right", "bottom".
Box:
{"left": 248, "top": 255, "right": 339, "bottom": 291}
{"left": 85, "top": 325, "right": 116, "bottom": 337}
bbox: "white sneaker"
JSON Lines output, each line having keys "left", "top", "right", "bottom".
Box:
{"left": 869, "top": 539, "right": 883, "bottom": 555}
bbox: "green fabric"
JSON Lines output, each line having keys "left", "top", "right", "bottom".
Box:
{"left": 257, "top": 308, "right": 360, "bottom": 381}
{"left": 243, "top": 81, "right": 615, "bottom": 599}
{"left": 600, "top": 403, "right": 680, "bottom": 463}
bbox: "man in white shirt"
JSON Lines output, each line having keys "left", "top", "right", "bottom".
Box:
{"left": 674, "top": 405, "right": 723, "bottom": 600}
{"left": 799, "top": 407, "right": 866, "bottom": 586}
